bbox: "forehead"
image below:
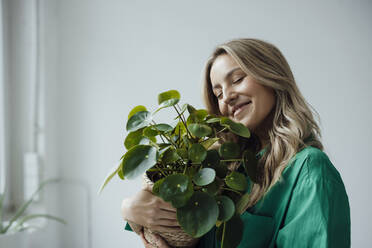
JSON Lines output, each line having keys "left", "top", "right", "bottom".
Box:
{"left": 210, "top": 54, "right": 242, "bottom": 88}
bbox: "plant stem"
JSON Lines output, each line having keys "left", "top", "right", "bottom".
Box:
{"left": 151, "top": 121, "right": 178, "bottom": 148}
{"left": 220, "top": 159, "right": 243, "bottom": 162}
{"left": 221, "top": 187, "right": 243, "bottom": 196}
{"left": 216, "top": 127, "right": 228, "bottom": 134}
{"left": 174, "top": 105, "right": 193, "bottom": 140}
{"left": 221, "top": 221, "right": 226, "bottom": 248}
{"left": 156, "top": 165, "right": 168, "bottom": 177}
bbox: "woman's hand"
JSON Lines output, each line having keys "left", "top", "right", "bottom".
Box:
{"left": 139, "top": 230, "right": 172, "bottom": 248}
{"left": 121, "top": 184, "right": 182, "bottom": 233}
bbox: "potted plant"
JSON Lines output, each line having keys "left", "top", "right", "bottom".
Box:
{"left": 99, "top": 90, "right": 259, "bottom": 248}
{"left": 0, "top": 179, "right": 66, "bottom": 247}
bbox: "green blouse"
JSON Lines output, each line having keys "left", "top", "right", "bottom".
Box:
{"left": 125, "top": 146, "right": 350, "bottom": 248}
{"left": 197, "top": 146, "right": 350, "bottom": 248}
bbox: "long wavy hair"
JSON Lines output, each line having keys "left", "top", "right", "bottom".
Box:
{"left": 202, "top": 38, "right": 323, "bottom": 208}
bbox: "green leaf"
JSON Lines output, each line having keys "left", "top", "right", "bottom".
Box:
{"left": 201, "top": 178, "right": 222, "bottom": 196}
{"left": 174, "top": 121, "right": 187, "bottom": 137}
{"left": 122, "top": 145, "right": 158, "bottom": 179}
{"left": 236, "top": 193, "right": 250, "bottom": 214}
{"left": 152, "top": 123, "right": 173, "bottom": 133}
{"left": 200, "top": 138, "right": 219, "bottom": 150}
{"left": 124, "top": 128, "right": 144, "bottom": 150}
{"left": 98, "top": 160, "right": 123, "bottom": 194}
{"left": 128, "top": 105, "right": 147, "bottom": 120}
{"left": 219, "top": 142, "right": 240, "bottom": 159}
{"left": 143, "top": 126, "right": 159, "bottom": 137}
{"left": 225, "top": 171, "right": 248, "bottom": 191}
{"left": 152, "top": 178, "right": 165, "bottom": 197}
{"left": 242, "top": 149, "right": 260, "bottom": 183}
{"left": 2, "top": 179, "right": 60, "bottom": 234}
{"left": 188, "top": 144, "right": 207, "bottom": 163}
{"left": 202, "top": 149, "right": 221, "bottom": 168}
{"left": 177, "top": 192, "right": 219, "bottom": 238}
{"left": 161, "top": 148, "right": 181, "bottom": 164}
{"left": 11, "top": 214, "right": 66, "bottom": 232}
{"left": 156, "top": 90, "right": 181, "bottom": 112}
{"left": 193, "top": 168, "right": 216, "bottom": 186}
{"left": 126, "top": 111, "right": 152, "bottom": 132}
{"left": 206, "top": 117, "right": 221, "bottom": 123}
{"left": 159, "top": 174, "right": 193, "bottom": 208}
{"left": 216, "top": 215, "right": 244, "bottom": 248}
{"left": 220, "top": 117, "right": 250, "bottom": 138}
{"left": 194, "top": 109, "right": 208, "bottom": 122}
{"left": 176, "top": 148, "right": 188, "bottom": 159}
{"left": 187, "top": 104, "right": 197, "bottom": 114}
{"left": 188, "top": 123, "right": 212, "bottom": 138}
{"left": 216, "top": 195, "right": 235, "bottom": 222}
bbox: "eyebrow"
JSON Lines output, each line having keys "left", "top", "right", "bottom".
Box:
{"left": 212, "top": 67, "right": 242, "bottom": 89}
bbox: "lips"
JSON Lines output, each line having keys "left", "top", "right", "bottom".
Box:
{"left": 232, "top": 101, "right": 251, "bottom": 117}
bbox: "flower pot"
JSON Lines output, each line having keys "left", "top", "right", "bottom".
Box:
{"left": 127, "top": 173, "right": 199, "bottom": 248}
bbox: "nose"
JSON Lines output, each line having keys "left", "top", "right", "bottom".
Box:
{"left": 221, "top": 87, "right": 237, "bottom": 105}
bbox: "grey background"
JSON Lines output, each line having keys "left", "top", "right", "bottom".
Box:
{"left": 4, "top": 0, "right": 372, "bottom": 247}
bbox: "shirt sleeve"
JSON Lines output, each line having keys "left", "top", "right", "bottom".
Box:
{"left": 276, "top": 157, "right": 350, "bottom": 248}
{"left": 124, "top": 222, "right": 133, "bottom": 232}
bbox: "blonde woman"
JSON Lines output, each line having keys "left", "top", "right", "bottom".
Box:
{"left": 121, "top": 38, "right": 350, "bottom": 248}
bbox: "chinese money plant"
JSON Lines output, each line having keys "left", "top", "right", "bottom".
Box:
{"left": 99, "top": 90, "right": 260, "bottom": 248}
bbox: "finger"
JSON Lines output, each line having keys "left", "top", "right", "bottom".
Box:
{"left": 151, "top": 225, "right": 183, "bottom": 233}
{"left": 143, "top": 183, "right": 153, "bottom": 192}
{"left": 151, "top": 233, "right": 171, "bottom": 248}
{"left": 154, "top": 218, "right": 180, "bottom": 227}
{"left": 157, "top": 201, "right": 177, "bottom": 212}
{"left": 155, "top": 209, "right": 178, "bottom": 220}
{"left": 139, "top": 231, "right": 150, "bottom": 246}
{"left": 140, "top": 231, "right": 154, "bottom": 248}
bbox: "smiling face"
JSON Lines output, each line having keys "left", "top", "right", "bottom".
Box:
{"left": 209, "top": 54, "right": 276, "bottom": 132}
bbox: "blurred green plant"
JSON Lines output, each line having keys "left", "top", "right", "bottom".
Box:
{"left": 99, "top": 90, "right": 260, "bottom": 248}
{"left": 0, "top": 179, "right": 66, "bottom": 234}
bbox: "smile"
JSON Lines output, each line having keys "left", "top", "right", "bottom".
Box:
{"left": 233, "top": 102, "right": 251, "bottom": 118}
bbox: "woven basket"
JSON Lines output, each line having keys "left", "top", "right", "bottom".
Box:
{"left": 127, "top": 173, "right": 199, "bottom": 248}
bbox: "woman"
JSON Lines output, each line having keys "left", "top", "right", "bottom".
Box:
{"left": 121, "top": 38, "right": 350, "bottom": 248}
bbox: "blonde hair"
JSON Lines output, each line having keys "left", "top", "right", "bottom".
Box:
{"left": 202, "top": 38, "right": 323, "bottom": 207}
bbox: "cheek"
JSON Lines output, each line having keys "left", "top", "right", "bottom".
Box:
{"left": 218, "top": 102, "right": 228, "bottom": 115}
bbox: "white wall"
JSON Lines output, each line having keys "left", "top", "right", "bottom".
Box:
{"left": 36, "top": 0, "right": 372, "bottom": 247}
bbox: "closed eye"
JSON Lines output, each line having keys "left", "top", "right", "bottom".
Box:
{"left": 233, "top": 77, "right": 244, "bottom": 84}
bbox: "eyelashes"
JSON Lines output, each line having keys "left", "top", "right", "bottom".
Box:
{"left": 215, "top": 76, "right": 245, "bottom": 99}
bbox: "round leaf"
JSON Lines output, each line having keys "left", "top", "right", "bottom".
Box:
{"left": 128, "top": 105, "right": 147, "bottom": 120}
{"left": 202, "top": 149, "right": 221, "bottom": 168}
{"left": 193, "top": 168, "right": 216, "bottom": 186}
{"left": 126, "top": 111, "right": 152, "bottom": 132}
{"left": 158, "top": 90, "right": 180, "bottom": 108}
{"left": 220, "top": 117, "right": 250, "bottom": 138}
{"left": 188, "top": 123, "right": 212, "bottom": 138}
{"left": 216, "top": 195, "right": 235, "bottom": 221}
{"left": 124, "top": 128, "right": 144, "bottom": 150}
{"left": 153, "top": 123, "right": 173, "bottom": 133}
{"left": 159, "top": 174, "right": 193, "bottom": 208}
{"left": 152, "top": 177, "right": 165, "bottom": 197}
{"left": 177, "top": 192, "right": 219, "bottom": 238}
{"left": 122, "top": 145, "right": 158, "bottom": 179}
{"left": 176, "top": 148, "right": 188, "bottom": 159}
{"left": 219, "top": 142, "right": 240, "bottom": 159}
{"left": 225, "top": 171, "right": 248, "bottom": 191}
{"left": 161, "top": 148, "right": 181, "bottom": 164}
{"left": 243, "top": 149, "right": 260, "bottom": 183}
{"left": 143, "top": 126, "right": 159, "bottom": 137}
{"left": 216, "top": 215, "right": 244, "bottom": 248}
{"left": 202, "top": 178, "right": 222, "bottom": 196}
{"left": 188, "top": 144, "right": 207, "bottom": 163}
{"left": 206, "top": 117, "right": 221, "bottom": 124}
